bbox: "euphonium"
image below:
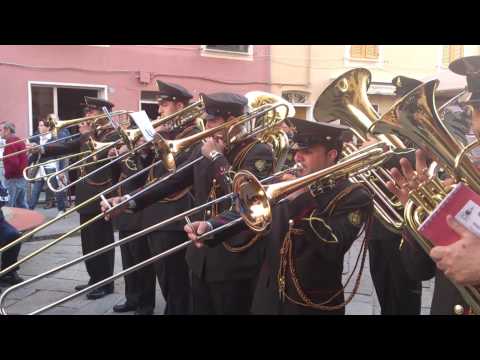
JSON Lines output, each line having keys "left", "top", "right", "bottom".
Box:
{"left": 370, "top": 79, "right": 480, "bottom": 314}
{"left": 313, "top": 68, "right": 409, "bottom": 233}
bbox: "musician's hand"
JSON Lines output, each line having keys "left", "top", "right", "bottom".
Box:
{"left": 156, "top": 123, "right": 172, "bottom": 134}
{"left": 101, "top": 196, "right": 129, "bottom": 221}
{"left": 26, "top": 142, "right": 41, "bottom": 153}
{"left": 58, "top": 173, "right": 67, "bottom": 186}
{"left": 201, "top": 137, "right": 226, "bottom": 159}
{"left": 385, "top": 149, "right": 430, "bottom": 206}
{"left": 430, "top": 215, "right": 480, "bottom": 286}
{"left": 184, "top": 221, "right": 212, "bottom": 248}
{"left": 79, "top": 121, "right": 92, "bottom": 135}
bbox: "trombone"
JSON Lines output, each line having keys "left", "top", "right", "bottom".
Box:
{"left": 0, "top": 96, "right": 289, "bottom": 277}
{"left": 369, "top": 79, "right": 480, "bottom": 314}
{"left": 0, "top": 145, "right": 390, "bottom": 315}
{"left": 23, "top": 152, "right": 116, "bottom": 182}
{"left": 45, "top": 100, "right": 206, "bottom": 193}
{"left": 0, "top": 111, "right": 130, "bottom": 161}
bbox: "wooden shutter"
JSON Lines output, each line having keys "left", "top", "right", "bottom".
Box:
{"left": 365, "top": 45, "right": 379, "bottom": 59}
{"left": 450, "top": 45, "right": 464, "bottom": 62}
{"left": 350, "top": 45, "right": 365, "bottom": 58}
{"left": 443, "top": 45, "right": 464, "bottom": 66}
{"left": 350, "top": 45, "right": 379, "bottom": 59}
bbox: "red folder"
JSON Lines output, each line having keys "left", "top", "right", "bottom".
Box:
{"left": 418, "top": 182, "right": 480, "bottom": 246}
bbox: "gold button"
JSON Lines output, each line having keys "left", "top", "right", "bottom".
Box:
{"left": 454, "top": 305, "right": 464, "bottom": 315}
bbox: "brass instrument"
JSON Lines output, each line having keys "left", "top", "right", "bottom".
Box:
{"left": 369, "top": 79, "right": 480, "bottom": 314}
{"left": 0, "top": 142, "right": 386, "bottom": 315}
{"left": 233, "top": 143, "right": 391, "bottom": 232}
{"left": 153, "top": 94, "right": 292, "bottom": 172}
{"left": 0, "top": 102, "right": 206, "bottom": 275}
{"left": 23, "top": 150, "right": 92, "bottom": 181}
{"left": 45, "top": 99, "right": 205, "bottom": 193}
{"left": 313, "top": 68, "right": 408, "bottom": 233}
{"left": 0, "top": 95, "right": 287, "bottom": 279}
{"left": 245, "top": 91, "right": 295, "bottom": 172}
{"left": 0, "top": 163, "right": 302, "bottom": 315}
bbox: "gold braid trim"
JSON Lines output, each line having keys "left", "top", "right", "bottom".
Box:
{"left": 277, "top": 183, "right": 374, "bottom": 311}
{"left": 221, "top": 139, "right": 262, "bottom": 253}
{"left": 323, "top": 183, "right": 368, "bottom": 216}
{"left": 222, "top": 233, "right": 263, "bottom": 253}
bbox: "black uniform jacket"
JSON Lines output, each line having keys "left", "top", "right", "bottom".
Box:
{"left": 139, "top": 125, "right": 200, "bottom": 232}
{"left": 114, "top": 152, "right": 150, "bottom": 232}
{"left": 133, "top": 138, "right": 274, "bottom": 282}
{"left": 208, "top": 178, "right": 374, "bottom": 314}
{"left": 400, "top": 232, "right": 469, "bottom": 315}
{"left": 43, "top": 129, "right": 121, "bottom": 215}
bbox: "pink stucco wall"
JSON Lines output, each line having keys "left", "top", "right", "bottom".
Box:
{"left": 0, "top": 45, "right": 271, "bottom": 137}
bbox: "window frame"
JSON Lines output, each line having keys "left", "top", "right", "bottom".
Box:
{"left": 200, "top": 45, "right": 253, "bottom": 61}
{"left": 27, "top": 81, "right": 108, "bottom": 135}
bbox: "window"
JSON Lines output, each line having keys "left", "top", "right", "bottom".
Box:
{"left": 442, "top": 45, "right": 464, "bottom": 67}
{"left": 204, "top": 45, "right": 251, "bottom": 54}
{"left": 29, "top": 82, "right": 106, "bottom": 135}
{"left": 140, "top": 91, "right": 160, "bottom": 120}
{"left": 350, "top": 45, "right": 379, "bottom": 60}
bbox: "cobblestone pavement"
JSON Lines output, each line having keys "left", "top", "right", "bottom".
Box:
{"left": 1, "top": 207, "right": 434, "bottom": 315}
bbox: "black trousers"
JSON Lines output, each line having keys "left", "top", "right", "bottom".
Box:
{"left": 80, "top": 214, "right": 115, "bottom": 291}
{"left": 148, "top": 231, "right": 190, "bottom": 315}
{"left": 368, "top": 219, "right": 422, "bottom": 315}
{"left": 119, "top": 231, "right": 156, "bottom": 310}
{"left": 190, "top": 272, "right": 257, "bottom": 315}
{"left": 0, "top": 219, "right": 21, "bottom": 272}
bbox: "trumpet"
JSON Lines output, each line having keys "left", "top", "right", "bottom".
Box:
{"left": 313, "top": 68, "right": 408, "bottom": 233}
{"left": 370, "top": 79, "right": 480, "bottom": 315}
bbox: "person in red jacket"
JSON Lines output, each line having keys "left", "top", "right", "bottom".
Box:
{"left": 0, "top": 122, "right": 28, "bottom": 208}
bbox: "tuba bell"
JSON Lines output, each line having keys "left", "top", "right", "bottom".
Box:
{"left": 313, "top": 68, "right": 409, "bottom": 233}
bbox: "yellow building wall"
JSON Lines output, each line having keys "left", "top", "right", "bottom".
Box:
{"left": 270, "top": 45, "right": 480, "bottom": 117}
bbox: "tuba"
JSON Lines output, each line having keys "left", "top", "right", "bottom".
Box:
{"left": 370, "top": 79, "right": 480, "bottom": 314}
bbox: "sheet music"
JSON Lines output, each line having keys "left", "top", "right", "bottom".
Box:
{"left": 129, "top": 111, "right": 156, "bottom": 142}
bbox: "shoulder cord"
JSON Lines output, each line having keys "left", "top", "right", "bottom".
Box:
{"left": 277, "top": 183, "right": 374, "bottom": 311}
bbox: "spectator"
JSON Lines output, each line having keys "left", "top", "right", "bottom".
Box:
{"left": 28, "top": 118, "right": 68, "bottom": 215}
{"left": 0, "top": 181, "right": 23, "bottom": 285}
{"left": 1, "top": 122, "right": 28, "bottom": 208}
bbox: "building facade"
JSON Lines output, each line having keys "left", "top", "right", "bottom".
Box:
{"left": 270, "top": 45, "right": 480, "bottom": 119}
{"left": 0, "top": 45, "right": 270, "bottom": 137}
